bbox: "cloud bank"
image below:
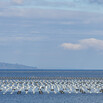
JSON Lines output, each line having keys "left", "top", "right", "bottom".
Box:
{"left": 61, "top": 38, "right": 103, "bottom": 50}
{"left": 0, "top": 0, "right": 103, "bottom": 16}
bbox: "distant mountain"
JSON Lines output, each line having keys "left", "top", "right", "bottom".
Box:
{"left": 0, "top": 62, "right": 37, "bottom": 69}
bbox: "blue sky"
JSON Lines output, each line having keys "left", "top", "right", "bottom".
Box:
{"left": 0, "top": 0, "right": 103, "bottom": 69}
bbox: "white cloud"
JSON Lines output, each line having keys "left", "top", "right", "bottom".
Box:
{"left": 61, "top": 38, "right": 103, "bottom": 50}
{"left": 12, "top": 0, "right": 23, "bottom": 4}
{"left": 0, "top": 36, "right": 44, "bottom": 43}
{"left": 61, "top": 43, "right": 82, "bottom": 50}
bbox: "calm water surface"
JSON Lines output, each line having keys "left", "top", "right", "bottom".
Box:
{"left": 0, "top": 93, "right": 103, "bottom": 103}
{"left": 0, "top": 69, "right": 103, "bottom": 77}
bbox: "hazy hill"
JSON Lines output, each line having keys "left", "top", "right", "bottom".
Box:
{"left": 0, "top": 62, "right": 37, "bottom": 69}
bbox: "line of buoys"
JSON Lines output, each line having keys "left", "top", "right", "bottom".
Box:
{"left": 0, "top": 77, "right": 103, "bottom": 94}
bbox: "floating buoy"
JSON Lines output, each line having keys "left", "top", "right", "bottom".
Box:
{"left": 39, "top": 90, "right": 43, "bottom": 94}
{"left": 17, "top": 91, "right": 21, "bottom": 94}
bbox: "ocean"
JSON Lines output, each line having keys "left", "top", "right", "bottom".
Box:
{"left": 0, "top": 69, "right": 103, "bottom": 103}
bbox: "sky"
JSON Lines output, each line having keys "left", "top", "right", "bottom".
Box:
{"left": 0, "top": 0, "right": 103, "bottom": 69}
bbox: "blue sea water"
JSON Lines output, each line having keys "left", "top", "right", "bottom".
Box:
{"left": 0, "top": 69, "right": 103, "bottom": 77}
{"left": 1, "top": 93, "right": 103, "bottom": 103}
{"left": 0, "top": 69, "right": 103, "bottom": 103}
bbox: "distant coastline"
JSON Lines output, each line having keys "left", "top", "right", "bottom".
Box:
{"left": 0, "top": 62, "right": 37, "bottom": 69}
